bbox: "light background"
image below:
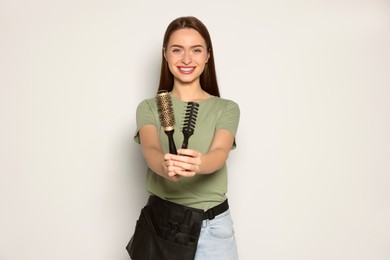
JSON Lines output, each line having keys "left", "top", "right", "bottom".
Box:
{"left": 0, "top": 0, "right": 389, "bottom": 259}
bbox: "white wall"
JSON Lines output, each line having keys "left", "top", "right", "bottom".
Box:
{"left": 1, "top": 0, "right": 389, "bottom": 259}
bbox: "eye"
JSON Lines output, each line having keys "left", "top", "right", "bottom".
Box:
{"left": 193, "top": 49, "right": 202, "bottom": 53}
{"left": 172, "top": 48, "right": 182, "bottom": 53}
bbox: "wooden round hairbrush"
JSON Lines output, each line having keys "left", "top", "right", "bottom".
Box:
{"left": 156, "top": 90, "right": 178, "bottom": 154}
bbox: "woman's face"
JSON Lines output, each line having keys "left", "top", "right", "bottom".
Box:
{"left": 164, "top": 28, "right": 210, "bottom": 86}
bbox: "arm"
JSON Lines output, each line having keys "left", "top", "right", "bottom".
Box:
{"left": 166, "top": 129, "right": 235, "bottom": 176}
{"left": 139, "top": 125, "right": 181, "bottom": 181}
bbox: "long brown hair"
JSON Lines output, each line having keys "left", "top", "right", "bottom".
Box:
{"left": 157, "top": 16, "right": 220, "bottom": 97}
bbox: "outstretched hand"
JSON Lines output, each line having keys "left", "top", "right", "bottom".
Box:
{"left": 162, "top": 149, "right": 202, "bottom": 181}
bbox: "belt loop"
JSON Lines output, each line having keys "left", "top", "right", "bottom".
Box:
{"left": 202, "top": 219, "right": 208, "bottom": 228}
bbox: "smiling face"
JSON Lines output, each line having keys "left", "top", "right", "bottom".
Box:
{"left": 164, "top": 28, "right": 210, "bottom": 86}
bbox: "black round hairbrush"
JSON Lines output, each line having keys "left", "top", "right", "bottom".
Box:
{"left": 181, "top": 102, "right": 199, "bottom": 149}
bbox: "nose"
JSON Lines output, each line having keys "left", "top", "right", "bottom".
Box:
{"left": 181, "top": 51, "right": 191, "bottom": 65}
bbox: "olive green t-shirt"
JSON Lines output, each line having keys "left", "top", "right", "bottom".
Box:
{"left": 134, "top": 93, "right": 240, "bottom": 210}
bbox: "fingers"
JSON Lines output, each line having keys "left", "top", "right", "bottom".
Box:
{"left": 162, "top": 158, "right": 180, "bottom": 180}
{"left": 177, "top": 149, "right": 201, "bottom": 158}
{"left": 164, "top": 160, "right": 196, "bottom": 177}
{"left": 170, "top": 161, "right": 199, "bottom": 175}
{"left": 163, "top": 154, "right": 189, "bottom": 181}
{"left": 174, "top": 150, "right": 201, "bottom": 173}
{"left": 162, "top": 151, "right": 201, "bottom": 179}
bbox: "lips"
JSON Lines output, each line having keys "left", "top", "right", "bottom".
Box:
{"left": 178, "top": 67, "right": 195, "bottom": 74}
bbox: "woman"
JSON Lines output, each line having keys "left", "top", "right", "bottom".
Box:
{"left": 127, "top": 16, "right": 240, "bottom": 260}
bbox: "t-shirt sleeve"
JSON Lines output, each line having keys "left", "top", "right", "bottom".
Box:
{"left": 216, "top": 100, "right": 240, "bottom": 149}
{"left": 134, "top": 99, "right": 158, "bottom": 144}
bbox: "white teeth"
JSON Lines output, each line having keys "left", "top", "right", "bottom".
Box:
{"left": 180, "top": 67, "right": 194, "bottom": 71}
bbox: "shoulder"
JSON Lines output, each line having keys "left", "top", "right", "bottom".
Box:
{"left": 137, "top": 97, "right": 157, "bottom": 109}
{"left": 138, "top": 96, "right": 156, "bottom": 106}
{"left": 210, "top": 97, "right": 240, "bottom": 112}
{"left": 135, "top": 97, "right": 159, "bottom": 119}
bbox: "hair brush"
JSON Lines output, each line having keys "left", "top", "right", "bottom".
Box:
{"left": 156, "top": 90, "right": 178, "bottom": 154}
{"left": 181, "top": 102, "right": 199, "bottom": 149}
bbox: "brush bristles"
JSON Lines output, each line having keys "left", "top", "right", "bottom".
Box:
{"left": 181, "top": 102, "right": 199, "bottom": 149}
{"left": 156, "top": 90, "right": 175, "bottom": 131}
{"left": 182, "top": 102, "right": 199, "bottom": 134}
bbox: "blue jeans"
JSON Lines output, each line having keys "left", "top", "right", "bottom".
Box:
{"left": 194, "top": 209, "right": 238, "bottom": 260}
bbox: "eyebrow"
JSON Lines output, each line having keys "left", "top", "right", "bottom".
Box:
{"left": 169, "top": 44, "right": 206, "bottom": 49}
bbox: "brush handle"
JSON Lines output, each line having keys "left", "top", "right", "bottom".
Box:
{"left": 181, "top": 137, "right": 189, "bottom": 149}
{"left": 165, "top": 130, "right": 178, "bottom": 155}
